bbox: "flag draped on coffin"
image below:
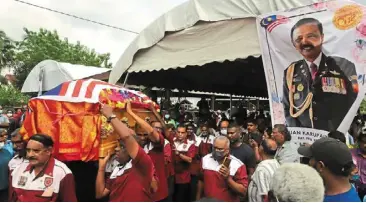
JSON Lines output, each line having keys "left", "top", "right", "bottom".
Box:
{"left": 20, "top": 79, "right": 157, "bottom": 162}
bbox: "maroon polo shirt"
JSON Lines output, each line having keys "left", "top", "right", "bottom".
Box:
{"left": 164, "top": 140, "right": 174, "bottom": 177}
{"left": 9, "top": 157, "right": 77, "bottom": 202}
{"left": 106, "top": 146, "right": 155, "bottom": 202}
{"left": 200, "top": 154, "right": 248, "bottom": 202}
{"left": 174, "top": 138, "right": 196, "bottom": 184}
{"left": 143, "top": 133, "right": 169, "bottom": 201}
{"left": 191, "top": 135, "right": 215, "bottom": 175}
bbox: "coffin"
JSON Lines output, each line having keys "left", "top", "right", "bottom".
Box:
{"left": 20, "top": 79, "right": 159, "bottom": 161}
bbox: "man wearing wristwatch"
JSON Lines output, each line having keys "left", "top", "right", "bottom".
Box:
{"left": 96, "top": 104, "right": 156, "bottom": 202}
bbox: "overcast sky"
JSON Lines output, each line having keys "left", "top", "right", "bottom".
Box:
{"left": 1, "top": 0, "right": 365, "bottom": 65}
{"left": 0, "top": 0, "right": 187, "bottom": 64}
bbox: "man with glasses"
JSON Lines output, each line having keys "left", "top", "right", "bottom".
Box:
{"left": 9, "top": 134, "right": 77, "bottom": 201}
{"left": 151, "top": 120, "right": 175, "bottom": 202}
{"left": 196, "top": 136, "right": 248, "bottom": 201}
{"left": 126, "top": 102, "right": 168, "bottom": 202}
{"left": 8, "top": 129, "right": 28, "bottom": 171}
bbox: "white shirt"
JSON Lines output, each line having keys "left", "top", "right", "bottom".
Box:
{"left": 248, "top": 159, "right": 280, "bottom": 202}
{"left": 305, "top": 52, "right": 322, "bottom": 72}
{"left": 8, "top": 155, "right": 28, "bottom": 171}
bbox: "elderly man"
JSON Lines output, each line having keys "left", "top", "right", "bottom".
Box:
{"left": 8, "top": 129, "right": 28, "bottom": 171}
{"left": 248, "top": 139, "right": 280, "bottom": 202}
{"left": 269, "top": 163, "right": 324, "bottom": 202}
{"left": 196, "top": 136, "right": 248, "bottom": 202}
{"left": 298, "top": 137, "right": 361, "bottom": 202}
{"left": 9, "top": 134, "right": 77, "bottom": 202}
{"left": 272, "top": 124, "right": 300, "bottom": 164}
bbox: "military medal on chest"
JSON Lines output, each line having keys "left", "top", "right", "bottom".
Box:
{"left": 297, "top": 84, "right": 304, "bottom": 92}
{"left": 321, "top": 77, "right": 347, "bottom": 94}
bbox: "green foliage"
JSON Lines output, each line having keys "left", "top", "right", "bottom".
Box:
{"left": 360, "top": 98, "right": 366, "bottom": 114}
{"left": 0, "top": 30, "right": 16, "bottom": 70}
{"left": 0, "top": 85, "right": 30, "bottom": 106}
{"left": 13, "top": 28, "right": 112, "bottom": 88}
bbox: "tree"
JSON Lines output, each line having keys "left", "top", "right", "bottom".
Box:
{"left": 0, "top": 85, "right": 30, "bottom": 106}
{"left": 0, "top": 30, "right": 16, "bottom": 71}
{"left": 360, "top": 98, "right": 366, "bottom": 114}
{"left": 13, "top": 28, "right": 113, "bottom": 88}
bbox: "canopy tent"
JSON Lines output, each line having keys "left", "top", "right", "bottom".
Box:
{"left": 21, "top": 60, "right": 111, "bottom": 93}
{"left": 108, "top": 0, "right": 322, "bottom": 97}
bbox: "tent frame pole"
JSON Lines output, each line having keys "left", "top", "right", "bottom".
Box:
{"left": 230, "top": 94, "right": 232, "bottom": 119}
{"left": 123, "top": 72, "right": 130, "bottom": 87}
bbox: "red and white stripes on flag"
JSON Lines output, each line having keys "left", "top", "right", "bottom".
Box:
{"left": 267, "top": 16, "right": 289, "bottom": 32}
{"left": 36, "top": 79, "right": 146, "bottom": 103}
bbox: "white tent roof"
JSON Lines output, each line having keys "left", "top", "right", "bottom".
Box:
{"left": 108, "top": 0, "right": 322, "bottom": 84}
{"left": 21, "top": 60, "right": 111, "bottom": 93}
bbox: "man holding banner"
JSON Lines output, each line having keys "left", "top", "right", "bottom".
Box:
{"left": 282, "top": 17, "right": 358, "bottom": 132}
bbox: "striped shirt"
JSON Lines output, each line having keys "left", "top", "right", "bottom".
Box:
{"left": 248, "top": 159, "right": 280, "bottom": 202}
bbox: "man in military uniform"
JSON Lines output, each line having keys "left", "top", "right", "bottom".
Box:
{"left": 283, "top": 18, "right": 358, "bottom": 131}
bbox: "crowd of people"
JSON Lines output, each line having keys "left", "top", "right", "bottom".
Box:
{"left": 0, "top": 100, "right": 365, "bottom": 202}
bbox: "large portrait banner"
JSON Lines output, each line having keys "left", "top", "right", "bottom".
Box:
{"left": 257, "top": 0, "right": 366, "bottom": 146}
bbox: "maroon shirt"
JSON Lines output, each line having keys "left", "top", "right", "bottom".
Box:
{"left": 106, "top": 147, "right": 155, "bottom": 202}
{"left": 200, "top": 154, "right": 248, "bottom": 202}
{"left": 190, "top": 135, "right": 215, "bottom": 175}
{"left": 143, "top": 133, "right": 169, "bottom": 201}
{"left": 9, "top": 157, "right": 77, "bottom": 202}
{"left": 164, "top": 140, "right": 174, "bottom": 177}
{"left": 174, "top": 139, "right": 196, "bottom": 184}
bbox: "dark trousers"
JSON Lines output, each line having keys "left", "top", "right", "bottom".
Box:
{"left": 190, "top": 175, "right": 198, "bottom": 201}
{"left": 65, "top": 161, "right": 98, "bottom": 202}
{"left": 0, "top": 189, "right": 8, "bottom": 202}
{"left": 167, "top": 176, "right": 175, "bottom": 202}
{"left": 173, "top": 183, "right": 190, "bottom": 202}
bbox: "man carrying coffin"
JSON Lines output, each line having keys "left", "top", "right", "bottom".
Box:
{"left": 96, "top": 104, "right": 156, "bottom": 202}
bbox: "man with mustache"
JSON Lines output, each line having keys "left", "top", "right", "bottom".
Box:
{"left": 9, "top": 134, "right": 77, "bottom": 202}
{"left": 283, "top": 18, "right": 358, "bottom": 131}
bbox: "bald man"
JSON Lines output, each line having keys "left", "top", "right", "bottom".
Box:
{"left": 248, "top": 139, "right": 280, "bottom": 202}
{"left": 196, "top": 136, "right": 248, "bottom": 202}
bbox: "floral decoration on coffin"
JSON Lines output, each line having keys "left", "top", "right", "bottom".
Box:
{"left": 99, "top": 88, "right": 160, "bottom": 138}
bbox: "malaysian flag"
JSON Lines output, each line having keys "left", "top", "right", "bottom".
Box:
{"left": 260, "top": 15, "right": 290, "bottom": 33}
{"left": 37, "top": 79, "right": 149, "bottom": 104}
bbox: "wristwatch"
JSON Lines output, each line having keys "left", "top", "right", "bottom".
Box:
{"left": 107, "top": 114, "right": 117, "bottom": 123}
